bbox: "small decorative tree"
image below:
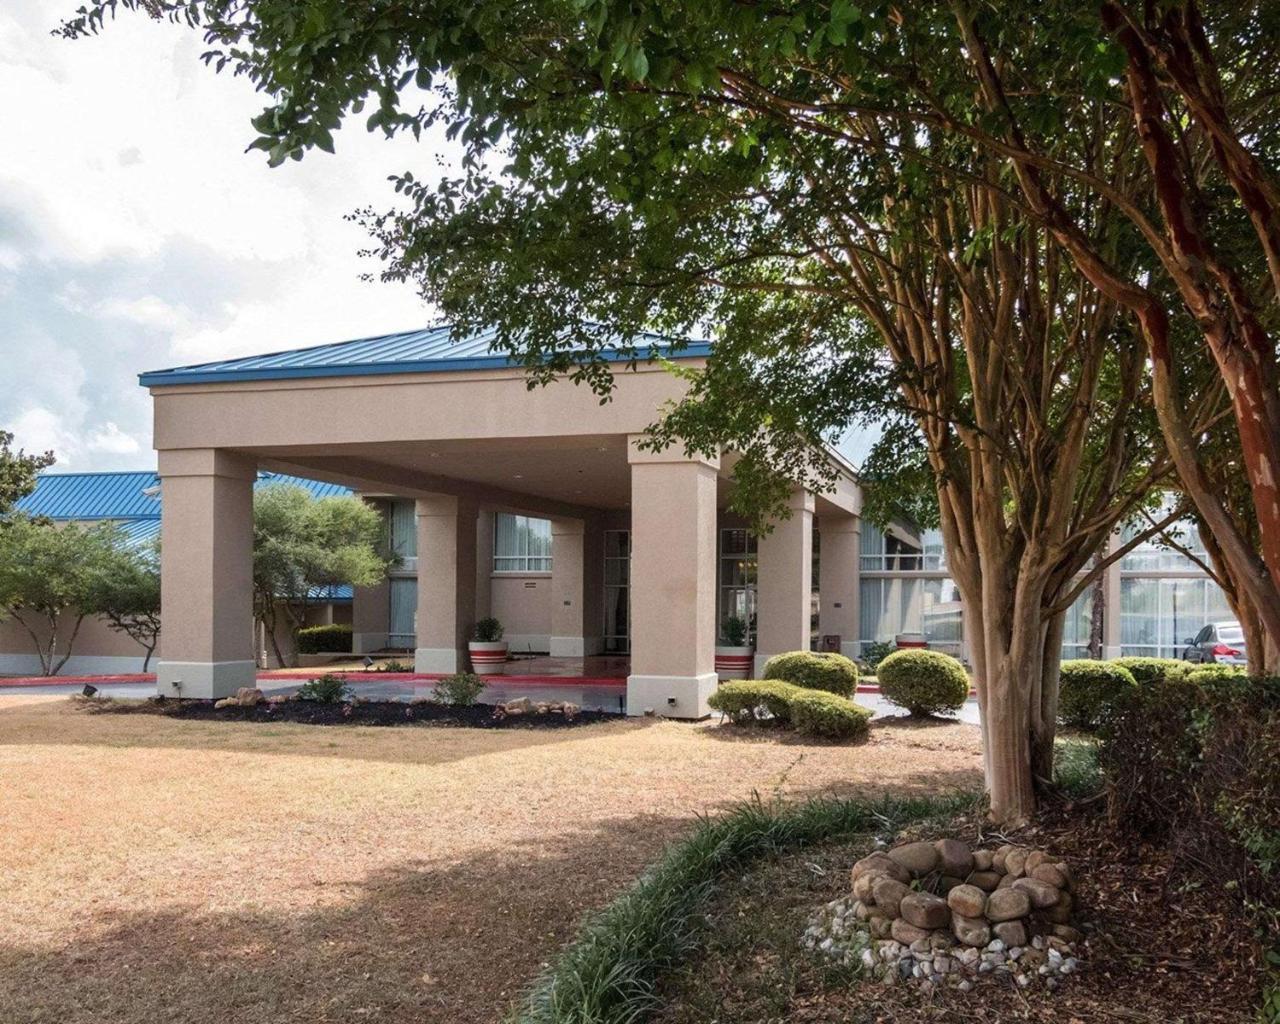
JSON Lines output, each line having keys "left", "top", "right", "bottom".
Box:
{"left": 97, "top": 538, "right": 161, "bottom": 672}
{"left": 0, "top": 516, "right": 123, "bottom": 675}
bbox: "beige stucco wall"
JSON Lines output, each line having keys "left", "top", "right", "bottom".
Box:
{"left": 490, "top": 574, "right": 553, "bottom": 652}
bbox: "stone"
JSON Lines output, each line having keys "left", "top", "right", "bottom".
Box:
{"left": 935, "top": 838, "right": 975, "bottom": 877}
{"left": 234, "top": 687, "right": 265, "bottom": 706}
{"left": 852, "top": 900, "right": 870, "bottom": 920}
{"left": 1005, "top": 847, "right": 1030, "bottom": 878}
{"left": 1052, "top": 924, "right": 1084, "bottom": 944}
{"left": 900, "top": 891, "right": 950, "bottom": 929}
{"left": 871, "top": 877, "right": 912, "bottom": 917}
{"left": 937, "top": 875, "right": 965, "bottom": 893}
{"left": 968, "top": 870, "right": 1001, "bottom": 892}
{"left": 934, "top": 955, "right": 952, "bottom": 974}
{"left": 888, "top": 841, "right": 940, "bottom": 877}
{"left": 870, "top": 916, "right": 893, "bottom": 939}
{"left": 996, "top": 873, "right": 1018, "bottom": 889}
{"left": 1040, "top": 891, "right": 1074, "bottom": 923}
{"left": 852, "top": 871, "right": 880, "bottom": 903}
{"left": 951, "top": 914, "right": 991, "bottom": 947}
{"left": 852, "top": 852, "right": 911, "bottom": 885}
{"left": 993, "top": 920, "right": 1028, "bottom": 947}
{"left": 891, "top": 918, "right": 931, "bottom": 945}
{"left": 1013, "top": 877, "right": 1061, "bottom": 909}
{"left": 972, "top": 849, "right": 995, "bottom": 872}
{"left": 266, "top": 694, "right": 291, "bottom": 705}
{"left": 947, "top": 884, "right": 987, "bottom": 919}
{"left": 929, "top": 932, "right": 954, "bottom": 951}
{"left": 534, "top": 701, "right": 551, "bottom": 714}
{"left": 1024, "top": 849, "right": 1049, "bottom": 874}
{"left": 562, "top": 702, "right": 581, "bottom": 720}
{"left": 1021, "top": 948, "right": 1048, "bottom": 969}
{"left": 985, "top": 887, "right": 1032, "bottom": 922}
{"left": 910, "top": 938, "right": 932, "bottom": 954}
{"left": 992, "top": 844, "right": 1016, "bottom": 873}
{"left": 1031, "top": 862, "right": 1069, "bottom": 889}
{"left": 504, "top": 696, "right": 533, "bottom": 713}
{"left": 958, "top": 979, "right": 973, "bottom": 992}
{"left": 213, "top": 697, "right": 239, "bottom": 709}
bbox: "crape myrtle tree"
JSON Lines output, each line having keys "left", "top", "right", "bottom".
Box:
{"left": 58, "top": 0, "right": 1203, "bottom": 820}
{"left": 252, "top": 483, "right": 392, "bottom": 668}
{"left": 98, "top": 537, "right": 162, "bottom": 672}
{"left": 0, "top": 430, "right": 54, "bottom": 516}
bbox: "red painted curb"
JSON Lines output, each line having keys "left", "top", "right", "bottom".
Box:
{"left": 0, "top": 671, "right": 627, "bottom": 689}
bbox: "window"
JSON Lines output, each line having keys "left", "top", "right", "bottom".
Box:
{"left": 859, "top": 523, "right": 946, "bottom": 571}
{"left": 603, "top": 529, "right": 630, "bottom": 654}
{"left": 389, "top": 500, "right": 417, "bottom": 560}
{"left": 1120, "top": 576, "right": 1234, "bottom": 658}
{"left": 494, "top": 513, "right": 552, "bottom": 573}
{"left": 1060, "top": 590, "right": 1094, "bottom": 660}
{"left": 388, "top": 578, "right": 417, "bottom": 648}
{"left": 858, "top": 576, "right": 964, "bottom": 657}
{"left": 719, "top": 528, "right": 758, "bottom": 643}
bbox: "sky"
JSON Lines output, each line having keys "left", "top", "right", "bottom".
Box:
{"left": 0, "top": 3, "right": 443, "bottom": 471}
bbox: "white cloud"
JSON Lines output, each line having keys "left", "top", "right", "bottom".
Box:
{"left": 0, "top": 0, "right": 450, "bottom": 471}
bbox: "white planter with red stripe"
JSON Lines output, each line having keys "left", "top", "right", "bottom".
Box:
{"left": 714, "top": 646, "right": 754, "bottom": 680}
{"left": 468, "top": 641, "right": 508, "bottom": 675}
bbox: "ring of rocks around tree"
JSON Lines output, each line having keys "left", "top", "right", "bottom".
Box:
{"left": 802, "top": 839, "right": 1084, "bottom": 993}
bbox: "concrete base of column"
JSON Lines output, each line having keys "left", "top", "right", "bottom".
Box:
{"left": 549, "top": 635, "right": 605, "bottom": 657}
{"left": 156, "top": 660, "right": 257, "bottom": 699}
{"left": 626, "top": 672, "right": 718, "bottom": 719}
{"left": 415, "top": 647, "right": 462, "bottom": 673}
{"left": 840, "top": 641, "right": 860, "bottom": 661}
{"left": 1103, "top": 644, "right": 1123, "bottom": 660}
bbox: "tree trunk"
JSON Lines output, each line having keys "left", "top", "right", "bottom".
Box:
{"left": 142, "top": 644, "right": 155, "bottom": 673}
{"left": 51, "top": 615, "right": 85, "bottom": 676}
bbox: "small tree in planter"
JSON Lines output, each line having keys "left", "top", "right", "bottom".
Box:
{"left": 469, "top": 617, "right": 507, "bottom": 675}
{"left": 715, "top": 614, "right": 754, "bottom": 681}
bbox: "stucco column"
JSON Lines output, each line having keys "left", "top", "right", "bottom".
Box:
{"left": 475, "top": 508, "right": 494, "bottom": 622}
{"left": 626, "top": 439, "right": 719, "bottom": 717}
{"left": 818, "top": 514, "right": 860, "bottom": 661}
{"left": 753, "top": 489, "right": 815, "bottom": 677}
{"left": 414, "top": 494, "right": 478, "bottom": 673}
{"left": 155, "top": 448, "right": 257, "bottom": 698}
{"left": 550, "top": 516, "right": 605, "bottom": 657}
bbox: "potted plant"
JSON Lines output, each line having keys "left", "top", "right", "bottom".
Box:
{"left": 468, "top": 617, "right": 508, "bottom": 675}
{"left": 715, "top": 614, "right": 754, "bottom": 680}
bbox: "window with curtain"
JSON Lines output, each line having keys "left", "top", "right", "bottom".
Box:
{"left": 858, "top": 576, "right": 964, "bottom": 657}
{"left": 389, "top": 500, "right": 416, "bottom": 559}
{"left": 388, "top": 577, "right": 417, "bottom": 647}
{"left": 494, "top": 513, "right": 553, "bottom": 572}
{"left": 718, "top": 528, "right": 758, "bottom": 643}
{"left": 1120, "top": 576, "right": 1234, "bottom": 658}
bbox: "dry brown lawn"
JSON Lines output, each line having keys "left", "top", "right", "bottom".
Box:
{"left": 0, "top": 694, "right": 981, "bottom": 1024}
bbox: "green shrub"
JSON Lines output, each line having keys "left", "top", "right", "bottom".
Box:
{"left": 1185, "top": 664, "right": 1248, "bottom": 686}
{"left": 296, "top": 673, "right": 352, "bottom": 703}
{"left": 295, "top": 623, "right": 353, "bottom": 654}
{"left": 432, "top": 672, "right": 486, "bottom": 706}
{"left": 1110, "top": 656, "right": 1186, "bottom": 687}
{"left": 379, "top": 659, "right": 413, "bottom": 672}
{"left": 761, "top": 650, "right": 859, "bottom": 696}
{"left": 876, "top": 649, "right": 970, "bottom": 716}
{"left": 789, "top": 689, "right": 873, "bottom": 741}
{"left": 721, "top": 614, "right": 749, "bottom": 647}
{"left": 708, "top": 680, "right": 800, "bottom": 724}
{"left": 472, "top": 617, "right": 504, "bottom": 642}
{"left": 861, "top": 640, "right": 897, "bottom": 673}
{"left": 1057, "top": 659, "right": 1138, "bottom": 730}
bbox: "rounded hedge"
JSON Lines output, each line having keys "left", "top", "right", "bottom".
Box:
{"left": 707, "top": 680, "right": 801, "bottom": 724}
{"left": 1058, "top": 659, "right": 1138, "bottom": 730}
{"left": 761, "top": 650, "right": 859, "bottom": 696}
{"left": 1184, "top": 664, "right": 1248, "bottom": 686}
{"left": 1109, "top": 656, "right": 1187, "bottom": 687}
{"left": 789, "top": 689, "right": 873, "bottom": 741}
{"left": 876, "top": 649, "right": 970, "bottom": 716}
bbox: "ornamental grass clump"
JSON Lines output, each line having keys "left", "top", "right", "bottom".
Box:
{"left": 1057, "top": 660, "right": 1138, "bottom": 730}
{"left": 761, "top": 650, "right": 859, "bottom": 696}
{"left": 876, "top": 649, "right": 970, "bottom": 717}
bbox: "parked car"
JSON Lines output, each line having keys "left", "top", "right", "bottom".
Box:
{"left": 1181, "top": 621, "right": 1248, "bottom": 666}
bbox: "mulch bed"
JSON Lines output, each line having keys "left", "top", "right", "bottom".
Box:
{"left": 84, "top": 697, "right": 619, "bottom": 730}
{"left": 653, "top": 802, "right": 1264, "bottom": 1023}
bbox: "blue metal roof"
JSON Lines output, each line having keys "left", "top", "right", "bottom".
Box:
{"left": 138, "top": 322, "right": 712, "bottom": 387}
{"left": 15, "top": 471, "right": 162, "bottom": 520}
{"left": 19, "top": 471, "right": 352, "bottom": 520}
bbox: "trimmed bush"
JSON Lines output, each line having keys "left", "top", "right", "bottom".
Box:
{"left": 1110, "top": 656, "right": 1187, "bottom": 687}
{"left": 761, "top": 650, "right": 859, "bottom": 696}
{"left": 876, "top": 649, "right": 970, "bottom": 717}
{"left": 1185, "top": 664, "right": 1248, "bottom": 686}
{"left": 295, "top": 623, "right": 353, "bottom": 654}
{"left": 1058, "top": 659, "right": 1138, "bottom": 730}
{"left": 472, "top": 616, "right": 504, "bottom": 642}
{"left": 707, "top": 680, "right": 800, "bottom": 724}
{"left": 789, "top": 689, "right": 873, "bottom": 740}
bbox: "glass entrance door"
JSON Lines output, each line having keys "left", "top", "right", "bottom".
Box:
{"left": 603, "top": 529, "right": 630, "bottom": 654}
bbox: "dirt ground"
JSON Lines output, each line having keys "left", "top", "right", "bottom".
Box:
{"left": 0, "top": 695, "right": 981, "bottom": 1024}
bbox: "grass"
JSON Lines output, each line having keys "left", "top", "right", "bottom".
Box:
{"left": 513, "top": 791, "right": 979, "bottom": 1024}
{"left": 1053, "top": 733, "right": 1102, "bottom": 799}
{"left": 0, "top": 694, "right": 983, "bottom": 1024}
